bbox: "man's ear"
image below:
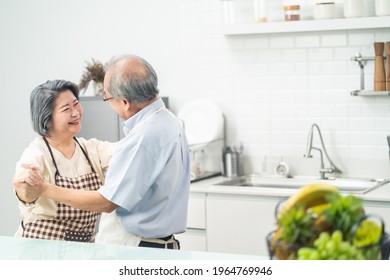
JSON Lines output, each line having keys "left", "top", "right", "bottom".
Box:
{"left": 122, "top": 99, "right": 131, "bottom": 110}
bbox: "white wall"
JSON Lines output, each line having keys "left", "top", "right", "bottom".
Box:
{"left": 0, "top": 0, "right": 182, "bottom": 236}
{"left": 1, "top": 0, "right": 390, "bottom": 236}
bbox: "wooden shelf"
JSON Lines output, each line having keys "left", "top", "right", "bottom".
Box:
{"left": 221, "top": 16, "right": 390, "bottom": 35}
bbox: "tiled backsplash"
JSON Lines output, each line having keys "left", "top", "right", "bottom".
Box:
{"left": 175, "top": 0, "right": 390, "bottom": 178}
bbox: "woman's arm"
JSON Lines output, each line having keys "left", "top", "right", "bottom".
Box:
{"left": 13, "top": 180, "right": 41, "bottom": 203}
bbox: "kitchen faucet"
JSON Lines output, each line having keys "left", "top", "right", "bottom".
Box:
{"left": 303, "top": 123, "right": 342, "bottom": 179}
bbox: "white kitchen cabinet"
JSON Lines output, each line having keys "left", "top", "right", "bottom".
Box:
{"left": 186, "top": 192, "right": 206, "bottom": 229}
{"left": 206, "top": 193, "right": 281, "bottom": 256}
{"left": 178, "top": 229, "right": 207, "bottom": 252}
{"left": 184, "top": 177, "right": 390, "bottom": 256}
{"left": 178, "top": 192, "right": 207, "bottom": 251}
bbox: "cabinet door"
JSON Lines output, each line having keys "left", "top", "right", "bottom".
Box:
{"left": 177, "top": 229, "right": 207, "bottom": 251}
{"left": 206, "top": 194, "right": 280, "bottom": 256}
{"left": 179, "top": 192, "right": 207, "bottom": 252}
{"left": 187, "top": 192, "right": 206, "bottom": 229}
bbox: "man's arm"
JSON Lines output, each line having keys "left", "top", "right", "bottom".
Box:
{"left": 41, "top": 181, "right": 117, "bottom": 213}
{"left": 19, "top": 163, "right": 117, "bottom": 213}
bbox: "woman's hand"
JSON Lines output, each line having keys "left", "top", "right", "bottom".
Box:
{"left": 19, "top": 163, "right": 43, "bottom": 186}
{"left": 13, "top": 163, "right": 44, "bottom": 203}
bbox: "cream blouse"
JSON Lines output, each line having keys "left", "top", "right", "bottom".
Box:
{"left": 13, "top": 136, "right": 116, "bottom": 236}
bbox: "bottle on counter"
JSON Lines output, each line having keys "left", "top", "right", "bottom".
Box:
{"left": 222, "top": 145, "right": 244, "bottom": 178}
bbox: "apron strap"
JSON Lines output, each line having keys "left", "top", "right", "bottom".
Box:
{"left": 73, "top": 137, "right": 96, "bottom": 173}
{"left": 43, "top": 136, "right": 60, "bottom": 177}
{"left": 42, "top": 136, "right": 96, "bottom": 176}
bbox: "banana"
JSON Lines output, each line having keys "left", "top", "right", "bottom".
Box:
{"left": 278, "top": 183, "right": 339, "bottom": 219}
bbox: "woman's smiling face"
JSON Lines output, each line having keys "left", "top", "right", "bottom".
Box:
{"left": 48, "top": 90, "right": 83, "bottom": 139}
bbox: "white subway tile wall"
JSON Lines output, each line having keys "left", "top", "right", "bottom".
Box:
{"left": 176, "top": 0, "right": 390, "bottom": 178}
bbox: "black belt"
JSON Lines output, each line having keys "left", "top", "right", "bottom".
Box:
{"left": 139, "top": 240, "right": 176, "bottom": 249}
{"left": 138, "top": 235, "right": 180, "bottom": 249}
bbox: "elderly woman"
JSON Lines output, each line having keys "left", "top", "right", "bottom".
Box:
{"left": 13, "top": 80, "right": 116, "bottom": 242}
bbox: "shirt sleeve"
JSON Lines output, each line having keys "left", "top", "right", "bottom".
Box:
{"left": 14, "top": 142, "right": 48, "bottom": 182}
{"left": 98, "top": 139, "right": 157, "bottom": 211}
{"left": 13, "top": 139, "right": 55, "bottom": 210}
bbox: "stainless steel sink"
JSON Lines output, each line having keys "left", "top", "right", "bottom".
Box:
{"left": 213, "top": 174, "right": 389, "bottom": 195}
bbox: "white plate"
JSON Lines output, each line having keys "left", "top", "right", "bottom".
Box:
{"left": 178, "top": 99, "right": 224, "bottom": 146}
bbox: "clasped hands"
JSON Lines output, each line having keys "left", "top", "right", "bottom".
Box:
{"left": 13, "top": 163, "right": 44, "bottom": 203}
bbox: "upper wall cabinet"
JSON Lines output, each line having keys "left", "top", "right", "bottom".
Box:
{"left": 221, "top": 16, "right": 390, "bottom": 35}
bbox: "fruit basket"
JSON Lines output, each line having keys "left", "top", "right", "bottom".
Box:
{"left": 266, "top": 226, "right": 390, "bottom": 260}
{"left": 265, "top": 183, "right": 390, "bottom": 260}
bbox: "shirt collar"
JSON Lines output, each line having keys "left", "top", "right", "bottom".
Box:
{"left": 122, "top": 97, "right": 165, "bottom": 135}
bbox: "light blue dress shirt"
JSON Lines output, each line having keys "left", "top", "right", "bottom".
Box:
{"left": 98, "top": 98, "right": 191, "bottom": 238}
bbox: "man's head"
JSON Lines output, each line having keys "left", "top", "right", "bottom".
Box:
{"left": 104, "top": 55, "right": 159, "bottom": 104}
{"left": 102, "top": 55, "right": 160, "bottom": 120}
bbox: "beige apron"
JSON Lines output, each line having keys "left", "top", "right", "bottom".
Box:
{"left": 22, "top": 137, "right": 102, "bottom": 242}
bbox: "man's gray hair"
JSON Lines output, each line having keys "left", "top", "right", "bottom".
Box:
{"left": 30, "top": 80, "right": 79, "bottom": 136}
{"left": 105, "top": 54, "right": 159, "bottom": 104}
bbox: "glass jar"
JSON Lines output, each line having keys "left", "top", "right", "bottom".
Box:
{"left": 283, "top": 5, "right": 300, "bottom": 21}
{"left": 253, "top": 0, "right": 268, "bottom": 22}
{"left": 375, "top": 0, "right": 390, "bottom": 16}
{"left": 221, "top": 0, "right": 235, "bottom": 24}
{"left": 268, "top": 0, "right": 284, "bottom": 22}
{"left": 221, "top": 0, "right": 253, "bottom": 24}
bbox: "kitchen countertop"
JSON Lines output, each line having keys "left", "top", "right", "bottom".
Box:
{"left": 0, "top": 236, "right": 265, "bottom": 260}
{"left": 190, "top": 176, "right": 390, "bottom": 203}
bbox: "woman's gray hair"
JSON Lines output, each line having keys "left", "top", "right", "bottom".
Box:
{"left": 30, "top": 80, "right": 79, "bottom": 136}
{"left": 105, "top": 54, "right": 159, "bottom": 104}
